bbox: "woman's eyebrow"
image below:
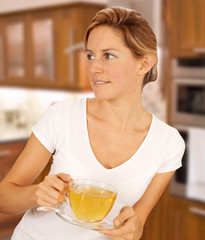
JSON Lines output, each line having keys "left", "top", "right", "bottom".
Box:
{"left": 85, "top": 48, "right": 119, "bottom": 53}
{"left": 85, "top": 49, "right": 92, "bottom": 53}
{"left": 102, "top": 48, "right": 118, "bottom": 52}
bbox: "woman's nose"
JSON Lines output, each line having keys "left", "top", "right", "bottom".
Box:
{"left": 89, "top": 59, "right": 104, "bottom": 73}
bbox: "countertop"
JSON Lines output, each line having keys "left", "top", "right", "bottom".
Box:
{"left": 0, "top": 123, "right": 30, "bottom": 143}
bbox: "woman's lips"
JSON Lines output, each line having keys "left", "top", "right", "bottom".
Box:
{"left": 94, "top": 80, "right": 111, "bottom": 86}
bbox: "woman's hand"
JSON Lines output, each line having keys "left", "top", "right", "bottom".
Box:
{"left": 35, "top": 173, "right": 72, "bottom": 207}
{"left": 99, "top": 206, "right": 143, "bottom": 240}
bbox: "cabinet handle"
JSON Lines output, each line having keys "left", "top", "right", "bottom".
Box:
{"left": 65, "top": 29, "right": 84, "bottom": 85}
{"left": 65, "top": 42, "right": 84, "bottom": 54}
{"left": 50, "top": 31, "right": 55, "bottom": 82}
{"left": 69, "top": 28, "right": 75, "bottom": 85}
{"left": 0, "top": 35, "right": 5, "bottom": 81}
{"left": 0, "top": 150, "right": 11, "bottom": 157}
{"left": 189, "top": 207, "right": 205, "bottom": 217}
{"left": 193, "top": 48, "right": 205, "bottom": 54}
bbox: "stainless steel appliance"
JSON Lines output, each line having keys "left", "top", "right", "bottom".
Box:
{"left": 170, "top": 58, "right": 205, "bottom": 202}
{"left": 171, "top": 58, "right": 205, "bottom": 128}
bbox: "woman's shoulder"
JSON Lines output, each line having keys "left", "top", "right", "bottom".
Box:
{"left": 55, "top": 97, "right": 86, "bottom": 107}
{"left": 49, "top": 98, "right": 87, "bottom": 112}
{"left": 151, "top": 116, "right": 185, "bottom": 158}
{"left": 152, "top": 115, "right": 184, "bottom": 143}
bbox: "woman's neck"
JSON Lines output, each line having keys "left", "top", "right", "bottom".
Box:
{"left": 87, "top": 96, "right": 151, "bottom": 132}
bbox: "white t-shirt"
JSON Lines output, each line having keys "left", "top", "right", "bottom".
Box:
{"left": 12, "top": 98, "right": 185, "bottom": 240}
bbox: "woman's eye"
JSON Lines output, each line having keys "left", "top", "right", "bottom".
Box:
{"left": 104, "top": 53, "right": 115, "bottom": 60}
{"left": 87, "top": 54, "right": 94, "bottom": 60}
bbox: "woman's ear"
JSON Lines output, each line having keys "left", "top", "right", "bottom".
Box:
{"left": 138, "top": 54, "right": 156, "bottom": 75}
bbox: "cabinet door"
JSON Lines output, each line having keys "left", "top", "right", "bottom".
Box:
{"left": 3, "top": 16, "right": 28, "bottom": 83}
{"left": 141, "top": 200, "right": 163, "bottom": 240}
{"left": 58, "top": 7, "right": 79, "bottom": 88}
{"left": 167, "top": 0, "right": 205, "bottom": 57}
{"left": 0, "top": 19, "right": 5, "bottom": 82}
{"left": 28, "top": 11, "right": 57, "bottom": 86}
{"left": 59, "top": 5, "right": 102, "bottom": 90}
{"left": 166, "top": 196, "right": 205, "bottom": 240}
{"left": 196, "top": 0, "right": 205, "bottom": 54}
{"left": 178, "top": 0, "right": 205, "bottom": 57}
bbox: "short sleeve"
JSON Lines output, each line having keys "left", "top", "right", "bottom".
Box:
{"left": 157, "top": 129, "right": 185, "bottom": 173}
{"left": 32, "top": 103, "right": 60, "bottom": 153}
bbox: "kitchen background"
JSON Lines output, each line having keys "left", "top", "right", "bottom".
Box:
{"left": 0, "top": 0, "right": 204, "bottom": 239}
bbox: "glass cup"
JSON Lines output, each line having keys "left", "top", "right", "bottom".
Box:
{"left": 64, "top": 179, "right": 117, "bottom": 223}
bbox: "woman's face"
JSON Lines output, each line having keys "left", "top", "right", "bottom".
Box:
{"left": 86, "top": 25, "right": 143, "bottom": 101}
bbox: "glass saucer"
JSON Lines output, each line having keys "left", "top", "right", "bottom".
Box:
{"left": 55, "top": 202, "right": 116, "bottom": 230}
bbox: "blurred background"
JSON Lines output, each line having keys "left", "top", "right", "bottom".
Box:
{"left": 0, "top": 0, "right": 204, "bottom": 239}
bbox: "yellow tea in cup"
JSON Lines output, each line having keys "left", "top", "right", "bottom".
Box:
{"left": 68, "top": 179, "right": 117, "bottom": 222}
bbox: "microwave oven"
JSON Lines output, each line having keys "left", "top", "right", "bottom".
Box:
{"left": 171, "top": 58, "right": 205, "bottom": 128}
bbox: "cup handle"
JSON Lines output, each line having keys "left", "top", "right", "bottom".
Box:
{"left": 63, "top": 189, "right": 69, "bottom": 202}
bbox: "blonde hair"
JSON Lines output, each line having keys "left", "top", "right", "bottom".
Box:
{"left": 84, "top": 7, "right": 158, "bottom": 87}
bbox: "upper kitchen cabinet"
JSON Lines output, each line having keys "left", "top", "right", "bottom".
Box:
{"left": 57, "top": 5, "right": 102, "bottom": 90}
{"left": 0, "top": 15, "right": 28, "bottom": 84}
{"left": 0, "top": 3, "right": 103, "bottom": 90}
{"left": 165, "top": 0, "right": 205, "bottom": 58}
{"left": 28, "top": 11, "right": 57, "bottom": 86}
{"left": 0, "top": 19, "right": 3, "bottom": 82}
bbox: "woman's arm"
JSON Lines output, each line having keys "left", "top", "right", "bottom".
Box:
{"left": 0, "top": 133, "right": 70, "bottom": 215}
{"left": 133, "top": 170, "right": 175, "bottom": 226}
{"left": 100, "top": 170, "right": 175, "bottom": 240}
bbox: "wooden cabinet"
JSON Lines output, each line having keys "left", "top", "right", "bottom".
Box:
{"left": 0, "top": 3, "right": 103, "bottom": 89}
{"left": 139, "top": 187, "right": 205, "bottom": 240}
{"left": 57, "top": 5, "right": 101, "bottom": 90}
{"left": 141, "top": 197, "right": 164, "bottom": 240}
{"left": 165, "top": 0, "right": 205, "bottom": 57}
{"left": 165, "top": 195, "right": 205, "bottom": 240}
{"left": 0, "top": 140, "right": 27, "bottom": 238}
{"left": 0, "top": 16, "right": 28, "bottom": 84}
{"left": 5, "top": 16, "right": 28, "bottom": 84}
{"left": 0, "top": 20, "right": 4, "bottom": 82}
{"left": 0, "top": 139, "right": 52, "bottom": 238}
{"left": 28, "top": 11, "right": 57, "bottom": 86}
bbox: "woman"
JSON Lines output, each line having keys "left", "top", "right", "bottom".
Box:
{"left": 0, "top": 7, "right": 185, "bottom": 240}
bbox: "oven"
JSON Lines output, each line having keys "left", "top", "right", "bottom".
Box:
{"left": 171, "top": 58, "right": 205, "bottom": 128}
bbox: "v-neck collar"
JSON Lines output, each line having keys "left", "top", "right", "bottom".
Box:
{"left": 83, "top": 98, "right": 155, "bottom": 171}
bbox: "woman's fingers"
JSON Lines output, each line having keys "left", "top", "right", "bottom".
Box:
{"left": 100, "top": 206, "right": 143, "bottom": 240}
{"left": 56, "top": 173, "right": 73, "bottom": 193}
{"left": 36, "top": 189, "right": 61, "bottom": 207}
{"left": 40, "top": 175, "right": 67, "bottom": 193}
{"left": 35, "top": 173, "right": 72, "bottom": 207}
{"left": 114, "top": 206, "right": 136, "bottom": 227}
{"left": 57, "top": 173, "right": 72, "bottom": 184}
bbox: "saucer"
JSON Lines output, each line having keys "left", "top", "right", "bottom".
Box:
{"left": 55, "top": 202, "right": 116, "bottom": 230}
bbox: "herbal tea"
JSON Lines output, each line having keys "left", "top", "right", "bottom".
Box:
{"left": 69, "top": 184, "right": 117, "bottom": 222}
